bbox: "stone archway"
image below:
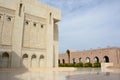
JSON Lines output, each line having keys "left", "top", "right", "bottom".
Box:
{"left": 79, "top": 58, "right": 82, "bottom": 62}
{"left": 58, "top": 59, "right": 60, "bottom": 64}
{"left": 86, "top": 57, "right": 90, "bottom": 63}
{"left": 66, "top": 49, "right": 70, "bottom": 63}
{"left": 31, "top": 54, "right": 37, "bottom": 68}
{"left": 22, "top": 54, "right": 28, "bottom": 68}
{"left": 39, "top": 55, "right": 45, "bottom": 67}
{"left": 73, "top": 58, "right": 76, "bottom": 64}
{"left": 103, "top": 56, "right": 109, "bottom": 63}
{"left": 2, "top": 52, "right": 9, "bottom": 68}
{"left": 62, "top": 59, "right": 65, "bottom": 64}
{"left": 94, "top": 56, "right": 99, "bottom": 63}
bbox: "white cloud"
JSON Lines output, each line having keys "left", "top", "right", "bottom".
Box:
{"left": 38, "top": 0, "right": 120, "bottom": 53}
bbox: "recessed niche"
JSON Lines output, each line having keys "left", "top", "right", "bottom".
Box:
{"left": 7, "top": 16, "right": 12, "bottom": 21}
{"left": 33, "top": 22, "right": 36, "bottom": 27}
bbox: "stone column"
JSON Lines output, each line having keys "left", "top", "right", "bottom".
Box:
{"left": 11, "top": 1, "right": 24, "bottom": 67}
{"left": 53, "top": 24, "right": 59, "bottom": 67}
{"left": 46, "top": 12, "right": 54, "bottom": 67}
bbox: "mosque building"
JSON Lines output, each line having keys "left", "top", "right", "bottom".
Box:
{"left": 0, "top": 0, "right": 61, "bottom": 68}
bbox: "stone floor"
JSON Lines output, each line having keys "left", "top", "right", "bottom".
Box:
{"left": 0, "top": 68, "right": 120, "bottom": 80}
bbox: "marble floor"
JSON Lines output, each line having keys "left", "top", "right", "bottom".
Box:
{"left": 0, "top": 68, "right": 119, "bottom": 80}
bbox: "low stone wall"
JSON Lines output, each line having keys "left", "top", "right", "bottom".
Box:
{"left": 101, "top": 63, "right": 113, "bottom": 72}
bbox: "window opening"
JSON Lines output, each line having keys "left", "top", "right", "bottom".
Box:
{"left": 33, "top": 22, "right": 36, "bottom": 27}
{"left": 49, "top": 13, "right": 52, "bottom": 24}
{"left": 19, "top": 3, "right": 23, "bottom": 16}
{"left": 7, "top": 16, "right": 12, "bottom": 21}
{"left": 25, "top": 20, "right": 29, "bottom": 25}
{"left": 73, "top": 58, "right": 76, "bottom": 64}
{"left": 41, "top": 25, "right": 44, "bottom": 28}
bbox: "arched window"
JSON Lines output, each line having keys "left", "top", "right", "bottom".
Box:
{"left": 62, "top": 59, "right": 65, "bottom": 64}
{"left": 22, "top": 54, "right": 28, "bottom": 67}
{"left": 79, "top": 58, "right": 82, "bottom": 62}
{"left": 2, "top": 52, "right": 9, "bottom": 68}
{"left": 66, "top": 49, "right": 70, "bottom": 63}
{"left": 7, "top": 16, "right": 12, "bottom": 21}
{"left": 103, "top": 56, "right": 109, "bottom": 63}
{"left": 94, "top": 56, "right": 99, "bottom": 63}
{"left": 31, "top": 54, "right": 37, "bottom": 68}
{"left": 31, "top": 54, "right": 36, "bottom": 59}
{"left": 2, "top": 52, "right": 9, "bottom": 58}
{"left": 73, "top": 58, "right": 76, "bottom": 64}
{"left": 22, "top": 54, "right": 28, "bottom": 59}
{"left": 40, "top": 55, "right": 44, "bottom": 59}
{"left": 86, "top": 57, "right": 90, "bottom": 63}
{"left": 39, "top": 55, "right": 45, "bottom": 67}
{"left": 58, "top": 59, "right": 60, "bottom": 64}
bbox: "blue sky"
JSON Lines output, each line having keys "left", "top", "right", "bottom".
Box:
{"left": 39, "top": 0, "right": 120, "bottom": 53}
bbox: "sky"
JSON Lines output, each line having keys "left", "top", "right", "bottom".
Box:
{"left": 38, "top": 0, "right": 120, "bottom": 53}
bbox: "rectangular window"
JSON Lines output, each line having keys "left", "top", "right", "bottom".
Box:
{"left": 19, "top": 3, "right": 23, "bottom": 17}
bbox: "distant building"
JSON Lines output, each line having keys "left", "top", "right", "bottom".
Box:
{"left": 0, "top": 0, "right": 61, "bottom": 68}
{"left": 59, "top": 47, "right": 120, "bottom": 67}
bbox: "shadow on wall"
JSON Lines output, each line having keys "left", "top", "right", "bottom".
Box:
{"left": 0, "top": 69, "right": 28, "bottom": 80}
{"left": 0, "top": 51, "right": 28, "bottom": 80}
{"left": 0, "top": 51, "right": 28, "bottom": 69}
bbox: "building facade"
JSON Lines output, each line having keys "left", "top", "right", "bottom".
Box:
{"left": 0, "top": 0, "right": 61, "bottom": 68}
{"left": 59, "top": 47, "right": 120, "bottom": 67}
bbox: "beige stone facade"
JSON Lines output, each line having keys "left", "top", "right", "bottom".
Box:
{"left": 59, "top": 47, "right": 120, "bottom": 67}
{"left": 0, "top": 0, "right": 61, "bottom": 68}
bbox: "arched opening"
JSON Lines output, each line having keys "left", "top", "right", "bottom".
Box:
{"left": 86, "top": 57, "right": 90, "bottom": 63}
{"left": 40, "top": 55, "right": 44, "bottom": 59}
{"left": 2, "top": 52, "right": 9, "bottom": 68}
{"left": 31, "top": 54, "right": 37, "bottom": 68}
{"left": 7, "top": 16, "right": 12, "bottom": 21}
{"left": 49, "top": 12, "right": 52, "bottom": 24}
{"left": 58, "top": 59, "right": 60, "bottom": 64}
{"left": 73, "top": 58, "right": 76, "bottom": 64}
{"left": 79, "top": 58, "right": 82, "bottom": 62}
{"left": 66, "top": 49, "right": 70, "bottom": 63}
{"left": 22, "top": 54, "right": 28, "bottom": 58}
{"left": 25, "top": 20, "right": 29, "bottom": 25}
{"left": 39, "top": 55, "right": 45, "bottom": 67}
{"left": 32, "top": 55, "right": 36, "bottom": 58}
{"left": 22, "top": 54, "right": 28, "bottom": 67}
{"left": 94, "top": 56, "right": 99, "bottom": 63}
{"left": 62, "top": 59, "right": 65, "bottom": 64}
{"left": 103, "top": 56, "right": 109, "bottom": 63}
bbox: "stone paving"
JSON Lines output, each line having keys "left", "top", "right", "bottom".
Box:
{"left": 0, "top": 68, "right": 120, "bottom": 80}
